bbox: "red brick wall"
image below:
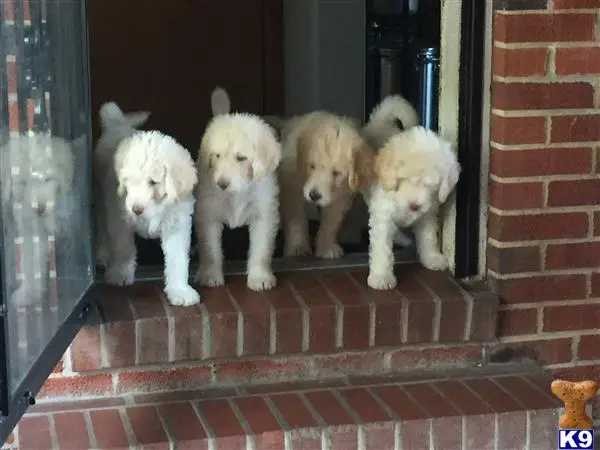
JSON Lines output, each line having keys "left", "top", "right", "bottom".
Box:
{"left": 489, "top": 0, "right": 600, "bottom": 380}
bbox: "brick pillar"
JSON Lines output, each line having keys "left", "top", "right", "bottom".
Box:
{"left": 488, "top": 0, "right": 600, "bottom": 380}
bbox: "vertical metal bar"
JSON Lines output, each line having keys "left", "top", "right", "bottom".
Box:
{"left": 0, "top": 0, "right": 12, "bottom": 418}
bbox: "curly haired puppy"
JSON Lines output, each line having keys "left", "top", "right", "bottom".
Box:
{"left": 279, "top": 112, "right": 373, "bottom": 259}
{"left": 1, "top": 132, "right": 75, "bottom": 306}
{"left": 366, "top": 126, "right": 461, "bottom": 290}
{"left": 94, "top": 102, "right": 200, "bottom": 306}
{"left": 194, "top": 87, "right": 281, "bottom": 291}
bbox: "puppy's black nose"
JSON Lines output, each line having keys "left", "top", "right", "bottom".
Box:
{"left": 409, "top": 202, "right": 421, "bottom": 212}
{"left": 308, "top": 189, "right": 322, "bottom": 202}
{"left": 217, "top": 179, "right": 230, "bottom": 190}
{"left": 132, "top": 204, "right": 144, "bottom": 215}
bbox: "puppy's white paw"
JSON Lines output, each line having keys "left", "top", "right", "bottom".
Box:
{"left": 393, "top": 231, "right": 413, "bottom": 247}
{"left": 284, "top": 242, "right": 312, "bottom": 257}
{"left": 420, "top": 252, "right": 448, "bottom": 271}
{"left": 195, "top": 265, "right": 225, "bottom": 287}
{"left": 367, "top": 271, "right": 397, "bottom": 290}
{"left": 316, "top": 243, "right": 344, "bottom": 259}
{"left": 105, "top": 266, "right": 135, "bottom": 286}
{"left": 247, "top": 268, "right": 277, "bottom": 291}
{"left": 165, "top": 284, "right": 201, "bottom": 306}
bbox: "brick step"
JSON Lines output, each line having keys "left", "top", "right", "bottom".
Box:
{"left": 65, "top": 266, "right": 498, "bottom": 372}
{"left": 43, "top": 266, "right": 499, "bottom": 398}
{"left": 11, "top": 365, "right": 560, "bottom": 450}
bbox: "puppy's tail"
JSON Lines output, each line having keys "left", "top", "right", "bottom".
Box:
{"left": 211, "top": 87, "right": 231, "bottom": 116}
{"left": 366, "top": 95, "right": 420, "bottom": 132}
{"left": 99, "top": 102, "right": 150, "bottom": 130}
{"left": 363, "top": 95, "right": 420, "bottom": 149}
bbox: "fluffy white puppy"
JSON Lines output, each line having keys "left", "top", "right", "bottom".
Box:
{"left": 194, "top": 87, "right": 281, "bottom": 291}
{"left": 1, "top": 132, "right": 75, "bottom": 306}
{"left": 278, "top": 112, "right": 373, "bottom": 259}
{"left": 366, "top": 125, "right": 461, "bottom": 290}
{"left": 94, "top": 102, "right": 200, "bottom": 306}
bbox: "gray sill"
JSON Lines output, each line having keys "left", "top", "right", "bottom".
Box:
{"left": 96, "top": 247, "right": 417, "bottom": 282}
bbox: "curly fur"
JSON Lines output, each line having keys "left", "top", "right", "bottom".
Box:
{"left": 363, "top": 94, "right": 421, "bottom": 148}
{"left": 278, "top": 111, "right": 374, "bottom": 259}
{"left": 1, "top": 132, "right": 76, "bottom": 307}
{"left": 194, "top": 87, "right": 281, "bottom": 291}
{"left": 365, "top": 126, "right": 461, "bottom": 290}
{"left": 94, "top": 102, "right": 200, "bottom": 306}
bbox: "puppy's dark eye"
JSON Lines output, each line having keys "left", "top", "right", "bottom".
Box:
{"left": 149, "top": 179, "right": 158, "bottom": 186}
{"left": 309, "top": 163, "right": 316, "bottom": 170}
{"left": 215, "top": 153, "right": 221, "bottom": 159}
{"left": 236, "top": 154, "right": 247, "bottom": 162}
{"left": 332, "top": 169, "right": 341, "bottom": 177}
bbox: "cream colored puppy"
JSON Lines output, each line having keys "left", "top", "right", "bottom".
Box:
{"left": 366, "top": 126, "right": 461, "bottom": 290}
{"left": 195, "top": 88, "right": 281, "bottom": 291}
{"left": 279, "top": 112, "right": 373, "bottom": 259}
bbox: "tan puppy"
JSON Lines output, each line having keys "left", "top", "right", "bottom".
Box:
{"left": 278, "top": 112, "right": 374, "bottom": 258}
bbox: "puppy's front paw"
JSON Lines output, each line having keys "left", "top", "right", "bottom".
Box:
{"left": 247, "top": 269, "right": 277, "bottom": 291}
{"left": 367, "top": 271, "right": 397, "bottom": 290}
{"left": 105, "top": 266, "right": 135, "bottom": 286}
{"left": 420, "top": 252, "right": 448, "bottom": 271}
{"left": 165, "top": 284, "right": 201, "bottom": 306}
{"left": 316, "top": 243, "right": 344, "bottom": 259}
{"left": 194, "top": 265, "right": 225, "bottom": 287}
{"left": 284, "top": 242, "right": 313, "bottom": 257}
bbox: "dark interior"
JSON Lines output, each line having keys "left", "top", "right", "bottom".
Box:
{"left": 86, "top": 0, "right": 440, "bottom": 267}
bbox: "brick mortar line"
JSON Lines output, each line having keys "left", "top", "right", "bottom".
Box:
{"left": 490, "top": 173, "right": 600, "bottom": 183}
{"left": 284, "top": 278, "right": 311, "bottom": 353}
{"left": 499, "top": 298, "right": 600, "bottom": 309}
{"left": 492, "top": 75, "right": 599, "bottom": 83}
{"left": 154, "top": 404, "right": 176, "bottom": 448}
{"left": 47, "top": 414, "right": 58, "bottom": 450}
{"left": 488, "top": 235, "right": 600, "bottom": 247}
{"left": 536, "top": 305, "right": 544, "bottom": 334}
{"left": 54, "top": 343, "right": 488, "bottom": 377}
{"left": 495, "top": 9, "right": 599, "bottom": 15}
{"left": 117, "top": 407, "right": 138, "bottom": 448}
{"left": 488, "top": 377, "right": 528, "bottom": 410}
{"left": 258, "top": 291, "right": 277, "bottom": 356}
{"left": 345, "top": 272, "right": 377, "bottom": 348}
{"left": 492, "top": 108, "right": 600, "bottom": 117}
{"left": 227, "top": 398, "right": 256, "bottom": 450}
{"left": 546, "top": 359, "right": 600, "bottom": 369}
{"left": 83, "top": 410, "right": 98, "bottom": 449}
{"left": 314, "top": 274, "right": 346, "bottom": 350}
{"left": 201, "top": 303, "right": 211, "bottom": 360}
{"left": 489, "top": 267, "right": 600, "bottom": 280}
{"left": 190, "top": 401, "right": 217, "bottom": 450}
{"left": 494, "top": 41, "right": 600, "bottom": 50}
{"left": 413, "top": 274, "right": 443, "bottom": 343}
{"left": 491, "top": 141, "right": 597, "bottom": 150}
{"left": 499, "top": 331, "right": 598, "bottom": 344}
{"left": 30, "top": 371, "right": 540, "bottom": 415}
{"left": 548, "top": 44, "right": 557, "bottom": 76}
{"left": 224, "top": 287, "right": 244, "bottom": 358}
{"left": 158, "top": 294, "right": 176, "bottom": 363}
{"left": 572, "top": 335, "right": 581, "bottom": 363}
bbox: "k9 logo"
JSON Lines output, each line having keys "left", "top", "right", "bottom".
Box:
{"left": 558, "top": 429, "right": 594, "bottom": 450}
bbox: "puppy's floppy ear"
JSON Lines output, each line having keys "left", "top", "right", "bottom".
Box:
{"left": 374, "top": 148, "right": 400, "bottom": 192}
{"left": 165, "top": 152, "right": 198, "bottom": 201}
{"left": 437, "top": 141, "right": 461, "bottom": 203}
{"left": 251, "top": 127, "right": 281, "bottom": 180}
{"left": 348, "top": 143, "right": 375, "bottom": 191}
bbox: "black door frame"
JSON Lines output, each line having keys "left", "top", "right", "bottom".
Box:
{"left": 454, "top": 0, "right": 486, "bottom": 278}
